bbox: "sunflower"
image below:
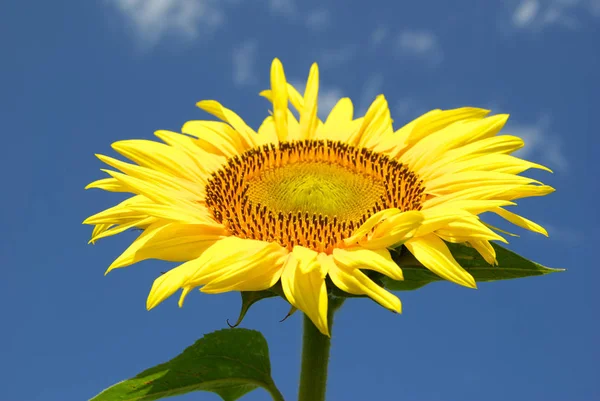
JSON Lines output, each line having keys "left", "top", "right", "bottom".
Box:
{"left": 84, "top": 58, "right": 553, "bottom": 336}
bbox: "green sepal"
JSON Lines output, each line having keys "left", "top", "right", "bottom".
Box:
{"left": 90, "top": 328, "right": 283, "bottom": 401}
{"left": 384, "top": 242, "right": 564, "bottom": 291}
{"left": 228, "top": 290, "right": 280, "bottom": 328}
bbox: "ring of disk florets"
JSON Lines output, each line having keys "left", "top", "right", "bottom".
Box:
{"left": 205, "top": 139, "right": 424, "bottom": 253}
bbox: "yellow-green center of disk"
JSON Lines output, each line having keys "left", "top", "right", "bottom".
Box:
{"left": 206, "top": 140, "right": 424, "bottom": 253}
{"left": 245, "top": 161, "right": 385, "bottom": 222}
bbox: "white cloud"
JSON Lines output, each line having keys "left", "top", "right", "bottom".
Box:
{"left": 513, "top": 0, "right": 540, "bottom": 27}
{"left": 268, "top": 0, "right": 297, "bottom": 17}
{"left": 369, "top": 26, "right": 388, "bottom": 48}
{"left": 509, "top": 0, "right": 600, "bottom": 31}
{"left": 232, "top": 40, "right": 258, "bottom": 86}
{"left": 508, "top": 116, "right": 569, "bottom": 172}
{"left": 306, "top": 9, "right": 330, "bottom": 31}
{"left": 396, "top": 30, "right": 443, "bottom": 65}
{"left": 110, "top": 0, "right": 224, "bottom": 47}
{"left": 317, "top": 45, "right": 358, "bottom": 68}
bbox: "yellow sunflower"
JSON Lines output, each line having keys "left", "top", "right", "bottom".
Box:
{"left": 84, "top": 58, "right": 553, "bottom": 336}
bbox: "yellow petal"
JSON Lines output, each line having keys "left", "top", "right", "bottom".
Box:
{"left": 343, "top": 208, "right": 402, "bottom": 246}
{"left": 469, "top": 239, "right": 497, "bottom": 265}
{"left": 434, "top": 216, "right": 508, "bottom": 243}
{"left": 426, "top": 171, "right": 541, "bottom": 196}
{"left": 111, "top": 140, "right": 206, "bottom": 183}
{"left": 147, "top": 258, "right": 204, "bottom": 310}
{"left": 270, "top": 58, "right": 290, "bottom": 142}
{"left": 332, "top": 246, "right": 404, "bottom": 280}
{"left": 97, "top": 154, "right": 205, "bottom": 200}
{"left": 85, "top": 177, "right": 129, "bottom": 192}
{"left": 315, "top": 98, "right": 360, "bottom": 142}
{"left": 83, "top": 195, "right": 149, "bottom": 225}
{"left": 154, "top": 130, "right": 226, "bottom": 176}
{"left": 281, "top": 246, "right": 329, "bottom": 336}
{"left": 324, "top": 253, "right": 401, "bottom": 312}
{"left": 259, "top": 82, "right": 305, "bottom": 115}
{"left": 429, "top": 199, "right": 516, "bottom": 215}
{"left": 299, "top": 63, "right": 320, "bottom": 140}
{"left": 195, "top": 100, "right": 265, "bottom": 146}
{"left": 404, "top": 107, "right": 490, "bottom": 146}
{"left": 198, "top": 240, "right": 288, "bottom": 293}
{"left": 355, "top": 95, "right": 393, "bottom": 149}
{"left": 492, "top": 207, "right": 548, "bottom": 236}
{"left": 417, "top": 207, "right": 474, "bottom": 236}
{"left": 107, "top": 222, "right": 225, "bottom": 272}
{"left": 404, "top": 234, "right": 477, "bottom": 289}
{"left": 360, "top": 210, "right": 424, "bottom": 249}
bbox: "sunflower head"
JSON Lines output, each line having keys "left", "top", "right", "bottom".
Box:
{"left": 84, "top": 58, "right": 553, "bottom": 336}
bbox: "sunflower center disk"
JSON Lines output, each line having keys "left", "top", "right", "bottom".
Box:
{"left": 205, "top": 140, "right": 425, "bottom": 253}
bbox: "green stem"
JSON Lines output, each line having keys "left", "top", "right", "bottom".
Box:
{"left": 297, "top": 297, "right": 344, "bottom": 401}
{"left": 266, "top": 383, "right": 286, "bottom": 401}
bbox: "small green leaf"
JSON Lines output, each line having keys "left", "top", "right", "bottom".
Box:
{"left": 90, "top": 328, "right": 284, "bottom": 401}
{"left": 384, "top": 242, "right": 563, "bottom": 291}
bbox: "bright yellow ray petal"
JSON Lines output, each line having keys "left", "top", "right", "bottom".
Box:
{"left": 421, "top": 153, "right": 552, "bottom": 181}
{"left": 199, "top": 241, "right": 288, "bottom": 293}
{"left": 299, "top": 63, "right": 320, "bottom": 140}
{"left": 106, "top": 222, "right": 225, "bottom": 273}
{"left": 281, "top": 246, "right": 329, "bottom": 336}
{"left": 323, "top": 254, "right": 401, "bottom": 312}
{"left": 270, "top": 58, "right": 290, "bottom": 142}
{"left": 400, "top": 115, "right": 509, "bottom": 174}
{"left": 147, "top": 258, "right": 205, "bottom": 310}
{"left": 404, "top": 107, "right": 491, "bottom": 146}
{"left": 259, "top": 82, "right": 305, "bottom": 115}
{"left": 332, "top": 247, "right": 404, "bottom": 280}
{"left": 83, "top": 195, "right": 149, "bottom": 225}
{"left": 430, "top": 199, "right": 516, "bottom": 215}
{"left": 154, "top": 130, "right": 226, "bottom": 176}
{"left": 195, "top": 100, "right": 269, "bottom": 146}
{"left": 315, "top": 98, "right": 362, "bottom": 142}
{"left": 434, "top": 217, "right": 508, "bottom": 243}
{"left": 90, "top": 216, "right": 157, "bottom": 243}
{"left": 111, "top": 140, "right": 206, "bottom": 183}
{"left": 179, "top": 121, "right": 247, "bottom": 158}
{"left": 404, "top": 234, "right": 477, "bottom": 289}
{"left": 90, "top": 223, "right": 113, "bottom": 244}
{"left": 425, "top": 171, "right": 541, "bottom": 195}
{"left": 469, "top": 239, "right": 497, "bottom": 265}
{"left": 97, "top": 154, "right": 206, "bottom": 199}
{"left": 353, "top": 95, "right": 393, "bottom": 149}
{"left": 85, "top": 177, "right": 129, "bottom": 192}
{"left": 492, "top": 207, "right": 548, "bottom": 236}
{"left": 360, "top": 210, "right": 424, "bottom": 249}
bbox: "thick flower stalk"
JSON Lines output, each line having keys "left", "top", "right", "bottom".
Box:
{"left": 84, "top": 58, "right": 553, "bottom": 336}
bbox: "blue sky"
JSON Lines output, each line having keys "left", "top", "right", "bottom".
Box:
{"left": 1, "top": 0, "right": 599, "bottom": 400}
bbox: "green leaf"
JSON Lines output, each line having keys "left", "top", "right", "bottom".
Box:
{"left": 384, "top": 242, "right": 564, "bottom": 291}
{"left": 90, "top": 328, "right": 284, "bottom": 401}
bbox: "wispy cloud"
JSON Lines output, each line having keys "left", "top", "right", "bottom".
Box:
{"left": 509, "top": 0, "right": 600, "bottom": 31}
{"left": 305, "top": 9, "right": 330, "bottom": 31}
{"left": 507, "top": 116, "right": 569, "bottom": 172}
{"left": 268, "top": 0, "right": 297, "bottom": 17}
{"left": 232, "top": 40, "right": 258, "bottom": 86}
{"left": 110, "top": 0, "right": 224, "bottom": 47}
{"left": 317, "top": 45, "right": 358, "bottom": 68}
{"left": 369, "top": 26, "right": 388, "bottom": 49}
{"left": 396, "top": 30, "right": 443, "bottom": 65}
